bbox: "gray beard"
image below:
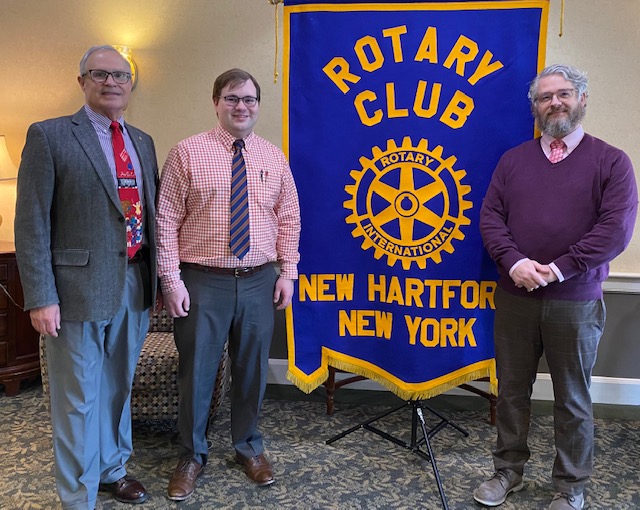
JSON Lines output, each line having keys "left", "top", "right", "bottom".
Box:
{"left": 536, "top": 104, "right": 586, "bottom": 138}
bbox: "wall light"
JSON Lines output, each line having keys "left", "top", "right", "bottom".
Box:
{"left": 114, "top": 45, "right": 138, "bottom": 90}
{"left": 0, "top": 135, "right": 18, "bottom": 180}
{"left": 0, "top": 135, "right": 18, "bottom": 242}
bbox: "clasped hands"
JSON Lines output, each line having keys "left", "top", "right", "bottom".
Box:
{"left": 512, "top": 259, "right": 558, "bottom": 293}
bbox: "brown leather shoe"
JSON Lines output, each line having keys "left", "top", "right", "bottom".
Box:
{"left": 167, "top": 457, "right": 203, "bottom": 501}
{"left": 236, "top": 452, "right": 275, "bottom": 486}
{"left": 99, "top": 475, "right": 148, "bottom": 504}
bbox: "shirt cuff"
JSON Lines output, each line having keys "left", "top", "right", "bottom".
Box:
{"left": 279, "top": 262, "right": 298, "bottom": 280}
{"left": 549, "top": 262, "right": 564, "bottom": 283}
{"left": 160, "top": 272, "right": 185, "bottom": 294}
{"left": 508, "top": 258, "right": 529, "bottom": 277}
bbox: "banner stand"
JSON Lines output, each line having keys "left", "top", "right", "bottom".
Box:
{"left": 325, "top": 400, "right": 469, "bottom": 510}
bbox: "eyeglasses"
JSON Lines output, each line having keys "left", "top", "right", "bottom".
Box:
{"left": 221, "top": 95, "right": 259, "bottom": 107}
{"left": 535, "top": 89, "right": 576, "bottom": 105}
{"left": 82, "top": 69, "right": 132, "bottom": 84}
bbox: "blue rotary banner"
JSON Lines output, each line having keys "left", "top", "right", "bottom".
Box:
{"left": 284, "top": 0, "right": 549, "bottom": 399}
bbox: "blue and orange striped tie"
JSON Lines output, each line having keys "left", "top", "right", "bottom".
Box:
{"left": 230, "top": 139, "right": 250, "bottom": 259}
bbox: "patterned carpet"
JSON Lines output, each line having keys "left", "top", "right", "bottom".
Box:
{"left": 1, "top": 381, "right": 639, "bottom": 510}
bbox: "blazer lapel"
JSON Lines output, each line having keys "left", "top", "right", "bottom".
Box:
{"left": 71, "top": 109, "right": 122, "bottom": 213}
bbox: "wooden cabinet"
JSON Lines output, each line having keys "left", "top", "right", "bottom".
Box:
{"left": 0, "top": 242, "right": 40, "bottom": 395}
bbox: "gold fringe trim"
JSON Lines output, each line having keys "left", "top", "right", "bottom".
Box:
{"left": 559, "top": 0, "right": 564, "bottom": 37}
{"left": 286, "top": 366, "right": 328, "bottom": 394}
{"left": 286, "top": 356, "right": 497, "bottom": 401}
{"left": 330, "top": 359, "right": 494, "bottom": 400}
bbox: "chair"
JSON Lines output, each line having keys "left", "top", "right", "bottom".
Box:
{"left": 39, "top": 309, "right": 230, "bottom": 422}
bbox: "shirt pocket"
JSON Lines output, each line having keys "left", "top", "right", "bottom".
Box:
{"left": 251, "top": 168, "right": 280, "bottom": 209}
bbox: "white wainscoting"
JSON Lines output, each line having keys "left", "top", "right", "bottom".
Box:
{"left": 267, "top": 359, "right": 640, "bottom": 406}
{"left": 602, "top": 271, "right": 640, "bottom": 294}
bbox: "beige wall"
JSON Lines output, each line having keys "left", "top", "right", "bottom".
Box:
{"left": 1, "top": 0, "right": 639, "bottom": 271}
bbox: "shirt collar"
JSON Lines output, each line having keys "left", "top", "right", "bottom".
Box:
{"left": 84, "top": 105, "right": 125, "bottom": 132}
{"left": 214, "top": 124, "right": 256, "bottom": 152}
{"left": 540, "top": 125, "right": 585, "bottom": 155}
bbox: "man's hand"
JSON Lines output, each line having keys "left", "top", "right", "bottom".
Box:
{"left": 531, "top": 261, "right": 559, "bottom": 285}
{"left": 164, "top": 287, "right": 190, "bottom": 318}
{"left": 30, "top": 304, "right": 61, "bottom": 337}
{"left": 273, "top": 278, "right": 294, "bottom": 310}
{"left": 511, "top": 259, "right": 549, "bottom": 292}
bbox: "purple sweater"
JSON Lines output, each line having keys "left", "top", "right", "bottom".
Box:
{"left": 480, "top": 133, "right": 638, "bottom": 301}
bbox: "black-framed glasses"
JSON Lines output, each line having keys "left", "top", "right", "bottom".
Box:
{"left": 221, "top": 95, "right": 259, "bottom": 107}
{"left": 82, "top": 69, "right": 132, "bottom": 84}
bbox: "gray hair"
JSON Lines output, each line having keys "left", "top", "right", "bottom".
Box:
{"left": 528, "top": 64, "right": 589, "bottom": 104}
{"left": 79, "top": 45, "right": 130, "bottom": 76}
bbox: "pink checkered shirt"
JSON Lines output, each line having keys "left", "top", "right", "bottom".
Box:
{"left": 157, "top": 125, "right": 301, "bottom": 294}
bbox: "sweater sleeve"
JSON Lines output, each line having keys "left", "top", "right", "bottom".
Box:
{"left": 553, "top": 148, "right": 638, "bottom": 280}
{"left": 479, "top": 153, "right": 528, "bottom": 276}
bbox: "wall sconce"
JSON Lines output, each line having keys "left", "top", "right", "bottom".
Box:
{"left": 0, "top": 135, "right": 18, "bottom": 180}
{"left": 0, "top": 135, "right": 18, "bottom": 242}
{"left": 114, "top": 45, "right": 138, "bottom": 90}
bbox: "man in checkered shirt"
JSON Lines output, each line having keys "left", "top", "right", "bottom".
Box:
{"left": 157, "top": 68, "right": 301, "bottom": 501}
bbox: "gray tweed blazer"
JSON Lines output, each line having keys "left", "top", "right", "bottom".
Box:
{"left": 15, "top": 108, "right": 158, "bottom": 322}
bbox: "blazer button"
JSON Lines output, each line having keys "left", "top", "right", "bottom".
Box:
{"left": 120, "top": 251, "right": 127, "bottom": 258}
{"left": 118, "top": 217, "right": 125, "bottom": 223}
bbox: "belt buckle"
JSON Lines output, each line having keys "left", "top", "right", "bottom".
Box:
{"left": 234, "top": 267, "right": 248, "bottom": 278}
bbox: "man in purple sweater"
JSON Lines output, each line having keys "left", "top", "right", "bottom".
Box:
{"left": 474, "top": 64, "right": 637, "bottom": 510}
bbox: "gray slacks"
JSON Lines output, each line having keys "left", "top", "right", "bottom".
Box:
{"left": 46, "top": 261, "right": 150, "bottom": 510}
{"left": 492, "top": 287, "right": 605, "bottom": 494}
{"left": 175, "top": 264, "right": 278, "bottom": 465}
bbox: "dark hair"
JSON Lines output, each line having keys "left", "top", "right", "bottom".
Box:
{"left": 212, "top": 68, "right": 261, "bottom": 103}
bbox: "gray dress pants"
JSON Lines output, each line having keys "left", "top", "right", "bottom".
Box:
{"left": 175, "top": 264, "right": 278, "bottom": 465}
{"left": 492, "top": 287, "right": 605, "bottom": 495}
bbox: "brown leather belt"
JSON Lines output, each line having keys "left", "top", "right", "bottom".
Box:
{"left": 181, "top": 262, "right": 269, "bottom": 278}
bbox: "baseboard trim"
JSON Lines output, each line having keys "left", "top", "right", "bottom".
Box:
{"left": 603, "top": 272, "right": 640, "bottom": 294}
{"left": 267, "top": 359, "right": 640, "bottom": 406}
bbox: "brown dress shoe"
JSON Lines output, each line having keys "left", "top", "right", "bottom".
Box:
{"left": 236, "top": 452, "right": 274, "bottom": 486}
{"left": 99, "top": 475, "right": 148, "bottom": 504}
{"left": 167, "top": 457, "right": 203, "bottom": 501}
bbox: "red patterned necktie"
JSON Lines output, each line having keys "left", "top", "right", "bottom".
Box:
{"left": 229, "top": 139, "right": 250, "bottom": 259}
{"left": 110, "top": 121, "right": 143, "bottom": 258}
{"left": 549, "top": 139, "right": 566, "bottom": 164}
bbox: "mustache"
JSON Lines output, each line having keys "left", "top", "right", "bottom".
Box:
{"left": 546, "top": 105, "right": 567, "bottom": 115}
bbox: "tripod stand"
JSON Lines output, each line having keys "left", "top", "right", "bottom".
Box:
{"left": 326, "top": 399, "right": 468, "bottom": 510}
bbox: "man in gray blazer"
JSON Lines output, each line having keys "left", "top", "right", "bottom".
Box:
{"left": 15, "top": 46, "right": 158, "bottom": 510}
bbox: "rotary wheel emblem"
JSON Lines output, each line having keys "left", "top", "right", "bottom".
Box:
{"left": 344, "top": 137, "right": 472, "bottom": 270}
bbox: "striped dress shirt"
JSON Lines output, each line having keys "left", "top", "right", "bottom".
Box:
{"left": 84, "top": 105, "right": 145, "bottom": 204}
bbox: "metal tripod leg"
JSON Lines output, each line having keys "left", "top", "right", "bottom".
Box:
{"left": 416, "top": 405, "right": 448, "bottom": 509}
{"left": 325, "top": 401, "right": 406, "bottom": 445}
{"left": 325, "top": 400, "right": 467, "bottom": 509}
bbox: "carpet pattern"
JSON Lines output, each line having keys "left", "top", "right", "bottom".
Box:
{"left": 1, "top": 384, "right": 639, "bottom": 510}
